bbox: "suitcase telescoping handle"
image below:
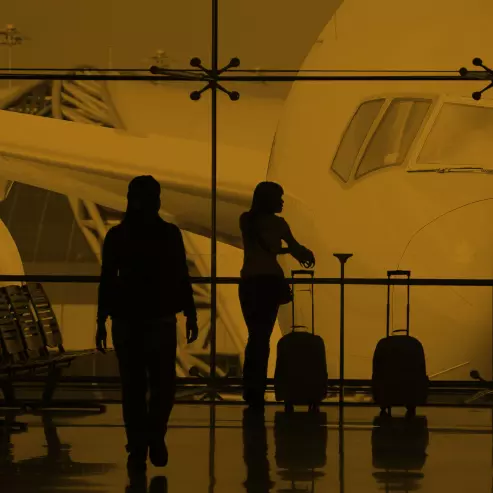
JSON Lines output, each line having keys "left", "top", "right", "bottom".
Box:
{"left": 290, "top": 269, "right": 315, "bottom": 335}
{"left": 386, "top": 270, "right": 411, "bottom": 337}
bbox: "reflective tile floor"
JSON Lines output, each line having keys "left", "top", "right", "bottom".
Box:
{"left": 1, "top": 403, "right": 493, "bottom": 493}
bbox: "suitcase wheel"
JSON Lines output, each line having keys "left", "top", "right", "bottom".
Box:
{"left": 284, "top": 403, "right": 294, "bottom": 413}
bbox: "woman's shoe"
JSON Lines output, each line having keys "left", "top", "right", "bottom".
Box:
{"left": 126, "top": 443, "right": 148, "bottom": 474}
{"left": 244, "top": 389, "right": 265, "bottom": 410}
{"left": 405, "top": 406, "right": 416, "bottom": 419}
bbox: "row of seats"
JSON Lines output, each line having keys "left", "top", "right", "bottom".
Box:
{"left": 0, "top": 283, "right": 103, "bottom": 432}
{"left": 0, "top": 283, "right": 75, "bottom": 375}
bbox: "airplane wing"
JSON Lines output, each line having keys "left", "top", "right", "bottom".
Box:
{"left": 0, "top": 109, "right": 268, "bottom": 248}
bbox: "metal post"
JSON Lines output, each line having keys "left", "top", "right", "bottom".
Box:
{"left": 209, "top": 0, "right": 219, "bottom": 387}
{"left": 8, "top": 46, "right": 11, "bottom": 89}
{"left": 339, "top": 411, "right": 345, "bottom": 493}
{"left": 333, "top": 253, "right": 353, "bottom": 406}
{"left": 209, "top": 404, "right": 216, "bottom": 493}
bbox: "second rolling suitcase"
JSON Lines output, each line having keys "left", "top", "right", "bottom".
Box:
{"left": 371, "top": 270, "right": 429, "bottom": 416}
{"left": 274, "top": 270, "right": 328, "bottom": 411}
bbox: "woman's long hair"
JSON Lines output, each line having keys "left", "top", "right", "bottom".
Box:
{"left": 250, "top": 181, "right": 283, "bottom": 216}
{"left": 123, "top": 175, "right": 161, "bottom": 224}
{"left": 243, "top": 181, "right": 284, "bottom": 237}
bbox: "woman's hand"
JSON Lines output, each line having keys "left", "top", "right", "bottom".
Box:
{"left": 293, "top": 245, "right": 315, "bottom": 268}
{"left": 301, "top": 257, "right": 315, "bottom": 269}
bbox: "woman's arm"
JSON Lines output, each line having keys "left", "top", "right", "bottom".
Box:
{"left": 279, "top": 219, "right": 306, "bottom": 254}
{"left": 97, "top": 228, "right": 119, "bottom": 322}
{"left": 279, "top": 219, "right": 315, "bottom": 265}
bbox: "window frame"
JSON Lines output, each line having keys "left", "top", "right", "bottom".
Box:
{"left": 406, "top": 96, "right": 493, "bottom": 172}
{"left": 330, "top": 94, "right": 441, "bottom": 184}
{"left": 330, "top": 98, "right": 387, "bottom": 183}
{"left": 354, "top": 97, "right": 434, "bottom": 180}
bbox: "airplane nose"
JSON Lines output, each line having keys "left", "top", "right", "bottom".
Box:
{"left": 398, "top": 199, "right": 493, "bottom": 380}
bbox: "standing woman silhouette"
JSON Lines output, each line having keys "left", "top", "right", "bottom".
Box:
{"left": 239, "top": 181, "right": 315, "bottom": 409}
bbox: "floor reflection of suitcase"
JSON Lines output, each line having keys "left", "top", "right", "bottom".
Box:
{"left": 372, "top": 270, "right": 428, "bottom": 415}
{"left": 372, "top": 415, "right": 429, "bottom": 492}
{"left": 372, "top": 416, "right": 429, "bottom": 470}
{"left": 274, "top": 270, "right": 328, "bottom": 412}
{"left": 274, "top": 411, "right": 328, "bottom": 470}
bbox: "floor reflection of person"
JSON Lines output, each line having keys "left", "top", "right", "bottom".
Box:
{"left": 242, "top": 408, "right": 275, "bottom": 493}
{"left": 126, "top": 474, "right": 168, "bottom": 493}
{"left": 239, "top": 181, "right": 315, "bottom": 409}
{"left": 96, "top": 175, "right": 199, "bottom": 474}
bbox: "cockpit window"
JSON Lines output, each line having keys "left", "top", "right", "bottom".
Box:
{"left": 355, "top": 99, "right": 431, "bottom": 179}
{"left": 417, "top": 103, "right": 493, "bottom": 168}
{"left": 331, "top": 99, "right": 385, "bottom": 182}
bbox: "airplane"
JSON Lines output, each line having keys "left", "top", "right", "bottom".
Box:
{"left": 0, "top": 0, "right": 491, "bottom": 382}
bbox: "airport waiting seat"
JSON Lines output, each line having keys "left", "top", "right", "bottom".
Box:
{"left": 23, "top": 282, "right": 99, "bottom": 360}
{"left": 3, "top": 285, "right": 74, "bottom": 366}
{"left": 0, "top": 289, "right": 31, "bottom": 371}
{"left": 4, "top": 285, "right": 51, "bottom": 362}
{"left": 23, "top": 283, "right": 66, "bottom": 353}
{"left": 0, "top": 283, "right": 101, "bottom": 415}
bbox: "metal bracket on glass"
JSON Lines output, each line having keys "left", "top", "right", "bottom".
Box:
{"left": 150, "top": 57, "right": 241, "bottom": 101}
{"left": 459, "top": 58, "right": 493, "bottom": 100}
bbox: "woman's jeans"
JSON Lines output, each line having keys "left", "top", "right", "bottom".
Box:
{"left": 112, "top": 316, "right": 177, "bottom": 453}
{"left": 239, "top": 276, "right": 280, "bottom": 403}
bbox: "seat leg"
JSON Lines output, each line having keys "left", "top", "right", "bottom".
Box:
{"left": 42, "top": 366, "right": 62, "bottom": 407}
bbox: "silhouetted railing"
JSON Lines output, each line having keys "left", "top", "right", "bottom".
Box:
{"left": 2, "top": 273, "right": 493, "bottom": 406}
{"left": 1, "top": 274, "right": 493, "bottom": 286}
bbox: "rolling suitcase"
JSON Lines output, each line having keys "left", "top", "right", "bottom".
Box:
{"left": 274, "top": 270, "right": 328, "bottom": 412}
{"left": 371, "top": 270, "right": 429, "bottom": 416}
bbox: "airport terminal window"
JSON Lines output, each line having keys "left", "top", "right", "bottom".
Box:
{"left": 418, "top": 103, "right": 493, "bottom": 169}
{"left": 355, "top": 99, "right": 432, "bottom": 179}
{"left": 331, "top": 99, "right": 385, "bottom": 182}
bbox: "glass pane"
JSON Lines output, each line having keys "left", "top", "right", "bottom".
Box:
{"left": 0, "top": 1, "right": 210, "bottom": 76}
{"left": 3, "top": 1, "right": 211, "bottom": 388}
{"left": 356, "top": 100, "right": 431, "bottom": 179}
{"left": 0, "top": 3, "right": 114, "bottom": 92}
{"left": 0, "top": 78, "right": 212, "bottom": 385}
{"left": 345, "top": 283, "right": 493, "bottom": 382}
{"left": 218, "top": 0, "right": 340, "bottom": 76}
{"left": 418, "top": 103, "right": 493, "bottom": 169}
{"left": 331, "top": 99, "right": 385, "bottom": 182}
